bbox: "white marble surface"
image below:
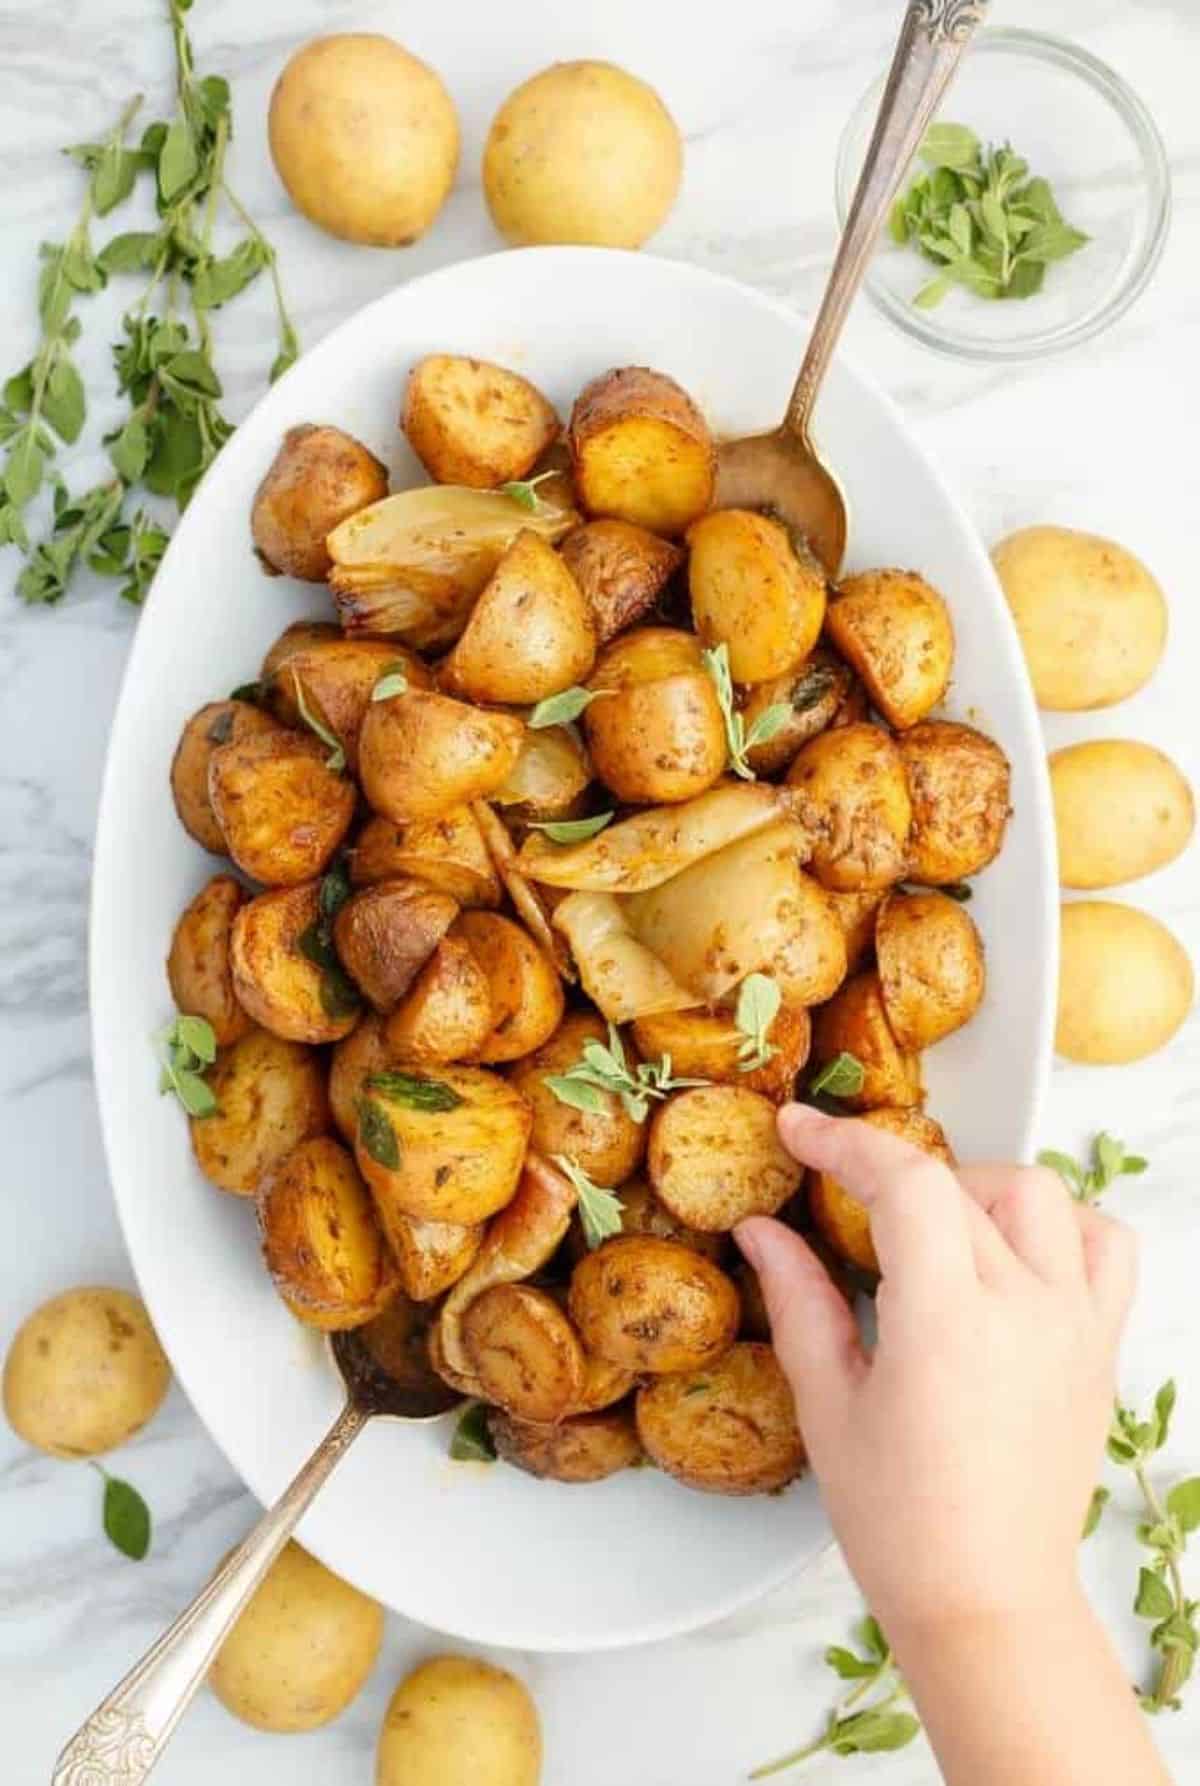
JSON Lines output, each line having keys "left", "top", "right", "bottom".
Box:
{"left": 1, "top": 0, "right": 1198, "bottom": 1780}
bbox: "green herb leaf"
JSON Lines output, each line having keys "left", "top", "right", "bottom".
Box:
{"left": 157, "top": 1012, "right": 218, "bottom": 1117}
{"left": 318, "top": 858, "right": 353, "bottom": 924}
{"left": 735, "top": 973, "right": 782, "bottom": 1071}
{"left": 920, "top": 122, "right": 981, "bottom": 171}
{"left": 809, "top": 1052, "right": 865, "bottom": 1099}
{"left": 544, "top": 1024, "right": 706, "bottom": 1122}
{"left": 191, "top": 238, "right": 268, "bottom": 310}
{"left": 1038, "top": 1133, "right": 1147, "bottom": 1204}
{"left": 542, "top": 1073, "right": 608, "bottom": 1115}
{"left": 100, "top": 1471, "right": 152, "bottom": 1560}
{"left": 1137, "top": 1568, "right": 1176, "bottom": 1621}
{"left": 99, "top": 230, "right": 164, "bottom": 275}
{"left": 743, "top": 702, "right": 794, "bottom": 754}
{"left": 1155, "top": 1381, "right": 1178, "bottom": 1450}
{"left": 108, "top": 413, "right": 150, "bottom": 482}
{"left": 450, "top": 1401, "right": 496, "bottom": 1462}
{"left": 553, "top": 1154, "right": 625, "bottom": 1249}
{"left": 701, "top": 641, "right": 764, "bottom": 779}
{"left": 42, "top": 357, "right": 86, "bottom": 444}
{"left": 176, "top": 1014, "right": 217, "bottom": 1063}
{"left": 270, "top": 321, "right": 299, "bottom": 384}
{"left": 528, "top": 812, "right": 613, "bottom": 844}
{"left": 356, "top": 1097, "right": 400, "bottom": 1170}
{"left": 1168, "top": 1480, "right": 1200, "bottom": 1536}
{"left": 230, "top": 680, "right": 263, "bottom": 705}
{"left": 830, "top": 1709, "right": 921, "bottom": 1755}
{"left": 4, "top": 430, "right": 46, "bottom": 508}
{"left": 370, "top": 665, "right": 410, "bottom": 703}
{"left": 787, "top": 662, "right": 838, "bottom": 713}
{"left": 292, "top": 671, "right": 346, "bottom": 772}
{"left": 367, "top": 1071, "right": 464, "bottom": 1114}
{"left": 528, "top": 685, "right": 601, "bottom": 728}
{"left": 158, "top": 113, "right": 198, "bottom": 203}
{"left": 498, "top": 469, "right": 559, "bottom": 511}
{"left": 1083, "top": 1485, "right": 1110, "bottom": 1539}
{"left": 824, "top": 1647, "right": 880, "bottom": 1681}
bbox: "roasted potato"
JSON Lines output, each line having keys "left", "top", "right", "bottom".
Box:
{"left": 166, "top": 875, "right": 253, "bottom": 1047}
{"left": 810, "top": 970, "right": 921, "bottom": 1111}
{"left": 191, "top": 1026, "right": 330, "bottom": 1195}
{"left": 569, "top": 367, "right": 715, "bottom": 537}
{"left": 461, "top": 1283, "right": 586, "bottom": 1422}
{"left": 3, "top": 1287, "right": 169, "bottom": 1460}
{"left": 630, "top": 1004, "right": 811, "bottom": 1104}
{"left": 353, "top": 1063, "right": 532, "bottom": 1224}
{"left": 494, "top": 726, "right": 591, "bottom": 824}
{"left": 898, "top": 720, "right": 1011, "bottom": 885}
{"left": 171, "top": 699, "right": 280, "bottom": 854}
{"left": 490, "top": 1404, "right": 642, "bottom": 1482}
{"left": 329, "top": 1012, "right": 392, "bottom": 1142}
{"left": 507, "top": 1011, "right": 646, "bottom": 1186}
{"left": 452, "top": 911, "right": 565, "bottom": 1064}
{"left": 377, "top": 1656, "right": 541, "bottom": 1786}
{"left": 384, "top": 1210, "right": 483, "bottom": 1301}
{"left": 559, "top": 518, "right": 681, "bottom": 643}
{"left": 260, "top": 619, "right": 341, "bottom": 682}
{"left": 1050, "top": 740, "right": 1195, "bottom": 890}
{"left": 208, "top": 730, "right": 356, "bottom": 887}
{"left": 809, "top": 1107, "right": 954, "bottom": 1274}
{"left": 383, "top": 934, "right": 494, "bottom": 1063}
{"left": 257, "top": 1136, "right": 399, "bottom": 1330}
{"left": 332, "top": 877, "right": 458, "bottom": 1013}
{"left": 1057, "top": 900, "right": 1193, "bottom": 1065}
{"left": 826, "top": 569, "right": 954, "bottom": 729}
{"left": 350, "top": 806, "right": 501, "bottom": 908}
{"left": 825, "top": 887, "right": 886, "bottom": 974}
{"left": 358, "top": 689, "right": 524, "bottom": 825}
{"left": 583, "top": 625, "right": 726, "bottom": 805}
{"left": 687, "top": 509, "right": 827, "bottom": 684}
{"left": 231, "top": 882, "right": 361, "bottom": 1044}
{"left": 262, "top": 637, "right": 430, "bottom": 772}
{"left": 648, "top": 1085, "right": 803, "bottom": 1231}
{"left": 876, "top": 890, "right": 985, "bottom": 1049}
{"left": 563, "top": 1174, "right": 725, "bottom": 1267}
{"left": 251, "top": 424, "right": 389, "bottom": 581}
{"left": 441, "top": 528, "right": 596, "bottom": 705}
{"left": 568, "top": 1235, "right": 739, "bottom": 1373}
{"left": 569, "top": 1342, "right": 638, "bottom": 1415}
{"left": 788, "top": 722, "right": 912, "bottom": 892}
{"left": 355, "top": 1294, "right": 462, "bottom": 1404}
{"left": 740, "top": 650, "right": 857, "bottom": 777}
{"left": 403, "top": 353, "right": 560, "bottom": 489}
{"left": 635, "top": 1342, "right": 804, "bottom": 1496}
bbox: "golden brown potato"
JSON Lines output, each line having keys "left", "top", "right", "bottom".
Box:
{"left": 687, "top": 509, "right": 827, "bottom": 684}
{"left": 263, "top": 637, "right": 430, "bottom": 773}
{"left": 1057, "top": 900, "right": 1194, "bottom": 1065}
{"left": 559, "top": 518, "right": 681, "bottom": 643}
{"left": 3, "top": 1287, "right": 169, "bottom": 1461}
{"left": 461, "top": 1283, "right": 586, "bottom": 1422}
{"left": 257, "top": 1136, "right": 399, "bottom": 1329}
{"left": 563, "top": 1175, "right": 725, "bottom": 1268}
{"left": 809, "top": 971, "right": 922, "bottom": 1111}
{"left": 356, "top": 1294, "right": 462, "bottom": 1406}
{"left": 826, "top": 569, "right": 955, "bottom": 730}
{"left": 494, "top": 726, "right": 591, "bottom": 824}
{"left": 569, "top": 1343, "right": 638, "bottom": 1415}
{"left": 191, "top": 1027, "right": 330, "bottom": 1196}
{"left": 332, "top": 877, "right": 458, "bottom": 1013}
{"left": 583, "top": 625, "right": 726, "bottom": 805}
{"left": 171, "top": 700, "right": 280, "bottom": 854}
{"left": 825, "top": 887, "right": 886, "bottom": 974}
{"left": 384, "top": 1210, "right": 483, "bottom": 1301}
{"left": 490, "top": 1405, "right": 642, "bottom": 1482}
{"left": 260, "top": 619, "right": 341, "bottom": 682}
{"left": 568, "top": 1235, "right": 739, "bottom": 1373}
{"left": 383, "top": 935, "right": 494, "bottom": 1063}
{"left": 452, "top": 911, "right": 565, "bottom": 1064}
{"left": 404, "top": 354, "right": 559, "bottom": 489}
{"left": 353, "top": 1063, "right": 532, "bottom": 1225}
{"left": 441, "top": 529, "right": 596, "bottom": 705}
{"left": 208, "top": 730, "right": 356, "bottom": 888}
{"left": 740, "top": 650, "right": 857, "bottom": 777}
{"left": 166, "top": 875, "right": 253, "bottom": 1047}
{"left": 377, "top": 1656, "right": 541, "bottom": 1786}
{"left": 876, "top": 890, "right": 986, "bottom": 1049}
{"left": 1050, "top": 740, "right": 1195, "bottom": 890}
{"left": 787, "top": 722, "right": 912, "bottom": 892}
{"left": 251, "top": 424, "right": 388, "bottom": 581}
{"left": 231, "top": 882, "right": 361, "bottom": 1044}
{"left": 569, "top": 366, "right": 715, "bottom": 537}
{"left": 329, "top": 1013, "right": 392, "bottom": 1143}
{"left": 350, "top": 806, "right": 501, "bottom": 908}
{"left": 635, "top": 1342, "right": 804, "bottom": 1496}
{"left": 809, "top": 1107, "right": 954, "bottom": 1274}
{"left": 898, "top": 720, "right": 1011, "bottom": 886}
{"left": 507, "top": 1011, "right": 646, "bottom": 1186}
{"left": 630, "top": 1004, "right": 811, "bottom": 1105}
{"left": 358, "top": 689, "right": 525, "bottom": 825}
{"left": 647, "top": 1085, "right": 803, "bottom": 1231}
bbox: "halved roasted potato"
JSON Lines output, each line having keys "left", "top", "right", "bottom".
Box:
{"left": 569, "top": 1344, "right": 638, "bottom": 1415}
{"left": 559, "top": 518, "right": 681, "bottom": 643}
{"left": 787, "top": 722, "right": 912, "bottom": 892}
{"left": 583, "top": 626, "right": 726, "bottom": 805}
{"left": 740, "top": 650, "right": 857, "bottom": 778}
{"left": 461, "top": 1283, "right": 586, "bottom": 1423}
{"left": 898, "top": 720, "right": 1012, "bottom": 885}
{"left": 350, "top": 806, "right": 501, "bottom": 908}
{"left": 451, "top": 911, "right": 564, "bottom": 1064}
{"left": 380, "top": 1210, "right": 482, "bottom": 1302}
{"left": 630, "top": 1004, "right": 811, "bottom": 1105}
{"left": 231, "top": 882, "right": 361, "bottom": 1045}
{"left": 332, "top": 878, "right": 458, "bottom": 1013}
{"left": 568, "top": 1235, "right": 739, "bottom": 1373}
{"left": 687, "top": 509, "right": 826, "bottom": 684}
{"left": 490, "top": 1405, "right": 642, "bottom": 1482}
{"left": 208, "top": 730, "right": 356, "bottom": 887}
{"left": 329, "top": 1012, "right": 391, "bottom": 1142}
{"left": 493, "top": 726, "right": 591, "bottom": 824}
{"left": 826, "top": 569, "right": 954, "bottom": 730}
{"left": 440, "top": 529, "right": 596, "bottom": 705}
{"left": 190, "top": 1027, "right": 329, "bottom": 1196}
{"left": 171, "top": 700, "right": 280, "bottom": 854}
{"left": 507, "top": 1011, "right": 646, "bottom": 1187}
{"left": 166, "top": 875, "right": 253, "bottom": 1047}
{"left": 352, "top": 1063, "right": 532, "bottom": 1225}
{"left": 875, "top": 890, "right": 985, "bottom": 1049}
{"left": 403, "top": 354, "right": 560, "bottom": 488}
{"left": 648, "top": 1085, "right": 803, "bottom": 1231}
{"left": 383, "top": 935, "right": 494, "bottom": 1063}
{"left": 263, "top": 637, "right": 431, "bottom": 772}
{"left": 809, "top": 1106, "right": 954, "bottom": 1275}
{"left": 358, "top": 690, "right": 525, "bottom": 825}
{"left": 257, "top": 1136, "right": 399, "bottom": 1329}
{"left": 809, "top": 970, "right": 921, "bottom": 1111}
{"left": 635, "top": 1343, "right": 804, "bottom": 1496}
{"left": 825, "top": 886, "right": 886, "bottom": 974}
{"left": 569, "top": 367, "right": 715, "bottom": 537}
{"left": 251, "top": 423, "right": 388, "bottom": 581}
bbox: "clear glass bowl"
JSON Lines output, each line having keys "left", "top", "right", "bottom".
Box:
{"left": 835, "top": 27, "right": 1171, "bottom": 362}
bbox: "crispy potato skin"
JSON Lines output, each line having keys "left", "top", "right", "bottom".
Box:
{"left": 452, "top": 911, "right": 565, "bottom": 1064}
{"left": 687, "top": 509, "right": 827, "bottom": 684}
{"left": 809, "top": 1107, "right": 953, "bottom": 1274}
{"left": 333, "top": 877, "right": 458, "bottom": 1013}
{"left": 898, "top": 720, "right": 1011, "bottom": 885}
{"left": 383, "top": 935, "right": 495, "bottom": 1063}
{"left": 876, "top": 890, "right": 985, "bottom": 1049}
{"left": 404, "top": 354, "right": 560, "bottom": 488}
{"left": 630, "top": 1005, "right": 811, "bottom": 1104}
{"left": 251, "top": 424, "right": 388, "bottom": 581}
{"left": 1050, "top": 740, "right": 1195, "bottom": 890}
{"left": 461, "top": 1283, "right": 586, "bottom": 1422}
{"left": 559, "top": 518, "right": 681, "bottom": 643}
{"left": 260, "top": 620, "right": 342, "bottom": 682}
{"left": 208, "top": 730, "right": 356, "bottom": 887}
{"left": 231, "top": 882, "right": 361, "bottom": 1044}
{"left": 568, "top": 367, "right": 715, "bottom": 537}
{"left": 825, "top": 887, "right": 886, "bottom": 974}
{"left": 191, "top": 1026, "right": 330, "bottom": 1196}
{"left": 166, "top": 874, "right": 253, "bottom": 1046}
{"left": 568, "top": 1235, "right": 739, "bottom": 1373}
{"left": 827, "top": 569, "right": 954, "bottom": 730}
{"left": 329, "top": 1012, "right": 391, "bottom": 1142}
{"left": 584, "top": 625, "right": 726, "bottom": 805}
{"left": 441, "top": 528, "right": 596, "bottom": 704}
{"left": 263, "top": 638, "right": 430, "bottom": 772}
{"left": 384, "top": 1210, "right": 483, "bottom": 1301}
{"left": 810, "top": 970, "right": 922, "bottom": 1111}
{"left": 2, "top": 1287, "right": 170, "bottom": 1461}
{"left": 257, "top": 1136, "right": 400, "bottom": 1329}
{"left": 171, "top": 700, "right": 281, "bottom": 854}
{"left": 358, "top": 689, "right": 525, "bottom": 825}
{"left": 350, "top": 807, "right": 501, "bottom": 908}
{"left": 741, "top": 650, "right": 856, "bottom": 777}
{"left": 508, "top": 1011, "right": 646, "bottom": 1186}
{"left": 648, "top": 1085, "right": 803, "bottom": 1231}
{"left": 636, "top": 1342, "right": 805, "bottom": 1496}
{"left": 490, "top": 1404, "right": 642, "bottom": 1482}
{"left": 1056, "top": 900, "right": 1194, "bottom": 1065}
{"left": 353, "top": 1063, "right": 533, "bottom": 1225}
{"left": 787, "top": 722, "right": 913, "bottom": 892}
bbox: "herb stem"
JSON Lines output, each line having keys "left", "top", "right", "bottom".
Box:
{"left": 1135, "top": 1461, "right": 1189, "bottom": 1709}
{"left": 750, "top": 1678, "right": 905, "bottom": 1779}
{"left": 221, "top": 177, "right": 299, "bottom": 359}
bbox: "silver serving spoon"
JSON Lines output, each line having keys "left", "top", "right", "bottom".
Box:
{"left": 52, "top": 1306, "right": 461, "bottom": 1786}
{"left": 716, "top": 0, "right": 991, "bottom": 573}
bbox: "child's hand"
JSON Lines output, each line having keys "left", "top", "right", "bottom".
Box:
{"left": 737, "top": 1105, "right": 1137, "bottom": 1647}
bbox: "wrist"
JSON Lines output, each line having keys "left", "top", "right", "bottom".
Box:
{"left": 884, "top": 1576, "right": 1096, "bottom": 1681}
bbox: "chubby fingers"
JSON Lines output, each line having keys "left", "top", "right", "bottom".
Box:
{"left": 735, "top": 1218, "right": 864, "bottom": 1442}
{"left": 956, "top": 1164, "right": 1088, "bottom": 1287}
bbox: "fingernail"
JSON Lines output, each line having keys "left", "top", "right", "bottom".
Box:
{"left": 777, "top": 1102, "right": 827, "bottom": 1143}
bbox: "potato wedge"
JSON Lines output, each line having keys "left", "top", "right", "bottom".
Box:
{"left": 329, "top": 1012, "right": 391, "bottom": 1142}
{"left": 493, "top": 726, "right": 591, "bottom": 824}
{"left": 787, "top": 722, "right": 912, "bottom": 892}
{"left": 171, "top": 700, "right": 280, "bottom": 854}
{"left": 440, "top": 529, "right": 596, "bottom": 704}
{"left": 507, "top": 1011, "right": 646, "bottom": 1186}
{"left": 166, "top": 874, "right": 253, "bottom": 1047}
{"left": 208, "top": 730, "right": 356, "bottom": 888}
{"left": 350, "top": 806, "right": 501, "bottom": 908}
{"left": 358, "top": 689, "right": 524, "bottom": 825}
{"left": 559, "top": 518, "right": 681, "bottom": 643}
{"left": 263, "top": 638, "right": 431, "bottom": 772}
{"left": 403, "top": 354, "right": 560, "bottom": 488}
{"left": 451, "top": 911, "right": 564, "bottom": 1063}
{"left": 551, "top": 893, "right": 698, "bottom": 1024}
{"left": 490, "top": 1405, "right": 642, "bottom": 1482}
{"left": 568, "top": 366, "right": 715, "bottom": 536}
{"left": 826, "top": 569, "right": 954, "bottom": 729}
{"left": 810, "top": 971, "right": 922, "bottom": 1111}
{"left": 898, "top": 720, "right": 1011, "bottom": 885}
{"left": 461, "top": 1283, "right": 586, "bottom": 1422}
{"left": 648, "top": 1085, "right": 803, "bottom": 1231}
{"left": 191, "top": 1027, "right": 329, "bottom": 1196}
{"left": 231, "top": 882, "right": 362, "bottom": 1044}
{"left": 583, "top": 626, "right": 726, "bottom": 804}
{"left": 257, "top": 1136, "right": 399, "bottom": 1329}
{"left": 635, "top": 1342, "right": 804, "bottom": 1496}
{"left": 332, "top": 877, "right": 458, "bottom": 1013}
{"left": 876, "top": 890, "right": 985, "bottom": 1049}
{"left": 687, "top": 509, "right": 827, "bottom": 684}
{"left": 353, "top": 1063, "right": 532, "bottom": 1225}
{"left": 383, "top": 934, "right": 494, "bottom": 1063}
{"left": 568, "top": 1235, "right": 739, "bottom": 1373}
{"left": 809, "top": 1106, "right": 954, "bottom": 1274}
{"left": 383, "top": 1210, "right": 482, "bottom": 1301}
{"left": 825, "top": 887, "right": 886, "bottom": 974}
{"left": 740, "top": 649, "right": 857, "bottom": 777}
{"left": 251, "top": 424, "right": 388, "bottom": 581}
{"left": 630, "top": 1005, "right": 810, "bottom": 1105}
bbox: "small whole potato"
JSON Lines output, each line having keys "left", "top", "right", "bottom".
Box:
{"left": 231, "top": 882, "right": 362, "bottom": 1044}
{"left": 461, "top": 1283, "right": 586, "bottom": 1423}
{"left": 260, "top": 619, "right": 341, "bottom": 683}
{"left": 1057, "top": 900, "right": 1193, "bottom": 1065}
{"left": 257, "top": 1136, "right": 399, "bottom": 1330}
{"left": 333, "top": 877, "right": 458, "bottom": 1013}
{"left": 263, "top": 637, "right": 430, "bottom": 771}
{"left": 584, "top": 626, "right": 726, "bottom": 805}
{"left": 809, "top": 1106, "right": 953, "bottom": 1275}
{"left": 404, "top": 354, "right": 560, "bottom": 490}
{"left": 898, "top": 720, "right": 1011, "bottom": 886}
{"left": 484, "top": 59, "right": 681, "bottom": 249}
{"left": 171, "top": 699, "right": 280, "bottom": 854}
{"left": 350, "top": 807, "right": 501, "bottom": 908}
{"left": 166, "top": 874, "right": 253, "bottom": 1046}
{"left": 208, "top": 729, "right": 356, "bottom": 888}
{"left": 648, "top": 1085, "right": 804, "bottom": 1231}
{"left": 269, "top": 34, "right": 459, "bottom": 248}
{"left": 377, "top": 1655, "right": 541, "bottom": 1786}
{"left": 1050, "top": 740, "right": 1195, "bottom": 890}
{"left": 810, "top": 970, "right": 922, "bottom": 1111}
{"left": 490, "top": 1405, "right": 642, "bottom": 1483}
{"left": 508, "top": 1011, "right": 645, "bottom": 1186}
{"left": 211, "top": 1540, "right": 383, "bottom": 1732}
{"left": 559, "top": 518, "right": 682, "bottom": 644}
{"left": 992, "top": 525, "right": 1168, "bottom": 710}
{"left": 383, "top": 1212, "right": 482, "bottom": 1302}
{"left": 358, "top": 689, "right": 525, "bottom": 825}
{"left": 252, "top": 425, "right": 389, "bottom": 581}
{"left": 687, "top": 509, "right": 827, "bottom": 684}
{"left": 788, "top": 723, "right": 913, "bottom": 892}
{"left": 190, "top": 1026, "right": 330, "bottom": 1195}
{"left": 3, "top": 1287, "right": 170, "bottom": 1459}
{"left": 875, "top": 890, "right": 986, "bottom": 1049}
{"left": 635, "top": 1342, "right": 804, "bottom": 1497}
{"left": 440, "top": 528, "right": 596, "bottom": 705}
{"left": 568, "top": 1235, "right": 739, "bottom": 1373}
{"left": 826, "top": 568, "right": 954, "bottom": 730}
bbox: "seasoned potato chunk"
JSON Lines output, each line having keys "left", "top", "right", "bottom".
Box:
{"left": 440, "top": 529, "right": 596, "bottom": 705}
{"left": 332, "top": 878, "right": 458, "bottom": 1013}
{"left": 568, "top": 1235, "right": 739, "bottom": 1373}
{"left": 826, "top": 569, "right": 954, "bottom": 730}
{"left": 451, "top": 911, "right": 564, "bottom": 1064}
{"left": 687, "top": 509, "right": 827, "bottom": 684}
{"left": 809, "top": 1107, "right": 953, "bottom": 1274}
{"left": 403, "top": 354, "right": 560, "bottom": 489}
{"left": 584, "top": 626, "right": 726, "bottom": 805}
{"left": 383, "top": 935, "right": 494, "bottom": 1063}
{"left": 825, "top": 887, "right": 886, "bottom": 974}
{"left": 329, "top": 1012, "right": 392, "bottom": 1143}
{"left": 787, "top": 723, "right": 912, "bottom": 892}
{"left": 494, "top": 726, "right": 591, "bottom": 824}
{"left": 461, "top": 1283, "right": 586, "bottom": 1422}
{"left": 263, "top": 637, "right": 430, "bottom": 772}
{"left": 898, "top": 720, "right": 1011, "bottom": 885}
{"left": 257, "top": 1136, "right": 399, "bottom": 1329}
{"left": 166, "top": 875, "right": 253, "bottom": 1046}
{"left": 630, "top": 1005, "right": 811, "bottom": 1105}
{"left": 209, "top": 730, "right": 356, "bottom": 887}
{"left": 252, "top": 423, "right": 388, "bottom": 581}
{"left": 648, "top": 1085, "right": 803, "bottom": 1231}
{"left": 635, "top": 1342, "right": 804, "bottom": 1496}
{"left": 350, "top": 806, "right": 501, "bottom": 908}
{"left": 231, "top": 882, "right": 361, "bottom": 1045}
{"left": 358, "top": 689, "right": 524, "bottom": 825}
{"left": 383, "top": 1210, "right": 482, "bottom": 1301}
{"left": 740, "top": 650, "right": 857, "bottom": 777}
{"left": 171, "top": 700, "right": 280, "bottom": 854}
{"left": 559, "top": 518, "right": 681, "bottom": 643}
{"left": 490, "top": 1405, "right": 642, "bottom": 1482}
{"left": 352, "top": 1063, "right": 532, "bottom": 1225}
{"left": 810, "top": 970, "right": 921, "bottom": 1111}
{"left": 507, "top": 1011, "right": 646, "bottom": 1186}
{"left": 190, "top": 1027, "right": 329, "bottom": 1196}
{"left": 876, "top": 890, "right": 985, "bottom": 1049}
{"left": 568, "top": 366, "right": 715, "bottom": 536}
{"left": 259, "top": 619, "right": 341, "bottom": 683}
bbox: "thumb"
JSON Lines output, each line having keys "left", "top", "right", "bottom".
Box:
{"left": 736, "top": 1217, "right": 863, "bottom": 1441}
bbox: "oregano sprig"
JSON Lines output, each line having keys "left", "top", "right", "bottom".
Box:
{"left": 552, "top": 1153, "right": 626, "bottom": 1249}
{"left": 1038, "top": 1133, "right": 1148, "bottom": 1204}
{"left": 751, "top": 1615, "right": 920, "bottom": 1777}
{"left": 543, "top": 1022, "right": 706, "bottom": 1123}
{"left": 701, "top": 642, "right": 792, "bottom": 779}
{"left": 735, "top": 973, "right": 782, "bottom": 1071}
{"left": 157, "top": 1012, "right": 218, "bottom": 1117}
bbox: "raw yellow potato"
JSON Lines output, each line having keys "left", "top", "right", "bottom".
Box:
{"left": 740, "top": 650, "right": 858, "bottom": 778}
{"left": 461, "top": 1283, "right": 586, "bottom": 1423}
{"left": 631, "top": 1003, "right": 811, "bottom": 1105}
{"left": 787, "top": 722, "right": 912, "bottom": 892}
{"left": 1057, "top": 900, "right": 1193, "bottom": 1064}
{"left": 568, "top": 1235, "right": 739, "bottom": 1373}
{"left": 875, "top": 890, "right": 985, "bottom": 1049}
{"left": 166, "top": 874, "right": 252, "bottom": 1047}
{"left": 635, "top": 1342, "right": 804, "bottom": 1496}
{"left": 508, "top": 1011, "right": 645, "bottom": 1186}
{"left": 251, "top": 424, "right": 388, "bottom": 580}
{"left": 1050, "top": 740, "right": 1194, "bottom": 890}
{"left": 992, "top": 525, "right": 1168, "bottom": 711}
{"left": 351, "top": 806, "right": 501, "bottom": 908}
{"left": 490, "top": 1405, "right": 642, "bottom": 1483}
{"left": 826, "top": 568, "right": 954, "bottom": 729}
{"left": 268, "top": 34, "right": 458, "bottom": 247}
{"left": 899, "top": 720, "right": 1011, "bottom": 886}
{"left": 191, "top": 1027, "right": 329, "bottom": 1195}
{"left": 170, "top": 699, "right": 280, "bottom": 854}
{"left": 451, "top": 911, "right": 564, "bottom": 1063}
{"left": 810, "top": 971, "right": 922, "bottom": 1111}
{"left": 559, "top": 518, "right": 681, "bottom": 643}
{"left": 231, "top": 882, "right": 361, "bottom": 1045}
{"left": 582, "top": 625, "right": 725, "bottom": 805}
{"left": 3, "top": 1288, "right": 169, "bottom": 1460}
{"left": 809, "top": 1107, "right": 953, "bottom": 1275}
{"left": 377, "top": 1655, "right": 541, "bottom": 1786}
{"left": 383, "top": 935, "right": 494, "bottom": 1063}
{"left": 826, "top": 886, "right": 886, "bottom": 974}
{"left": 208, "top": 730, "right": 356, "bottom": 888}
{"left": 551, "top": 891, "right": 699, "bottom": 1023}
{"left": 263, "top": 637, "right": 430, "bottom": 773}
{"left": 257, "top": 1136, "right": 399, "bottom": 1330}
{"left": 383, "top": 1211, "right": 482, "bottom": 1302}
{"left": 484, "top": 58, "right": 681, "bottom": 249}
{"left": 404, "top": 354, "right": 559, "bottom": 488}
{"left": 353, "top": 1062, "right": 532, "bottom": 1224}
{"left": 211, "top": 1539, "right": 382, "bottom": 1732}
{"left": 441, "top": 529, "right": 596, "bottom": 705}
{"left": 494, "top": 726, "right": 591, "bottom": 823}
{"left": 568, "top": 366, "right": 714, "bottom": 536}
{"left": 648, "top": 1085, "right": 803, "bottom": 1231}
{"left": 329, "top": 1012, "right": 391, "bottom": 1143}
{"left": 333, "top": 878, "right": 458, "bottom": 1013}
{"left": 687, "top": 509, "right": 826, "bottom": 684}
{"left": 358, "top": 690, "right": 524, "bottom": 825}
